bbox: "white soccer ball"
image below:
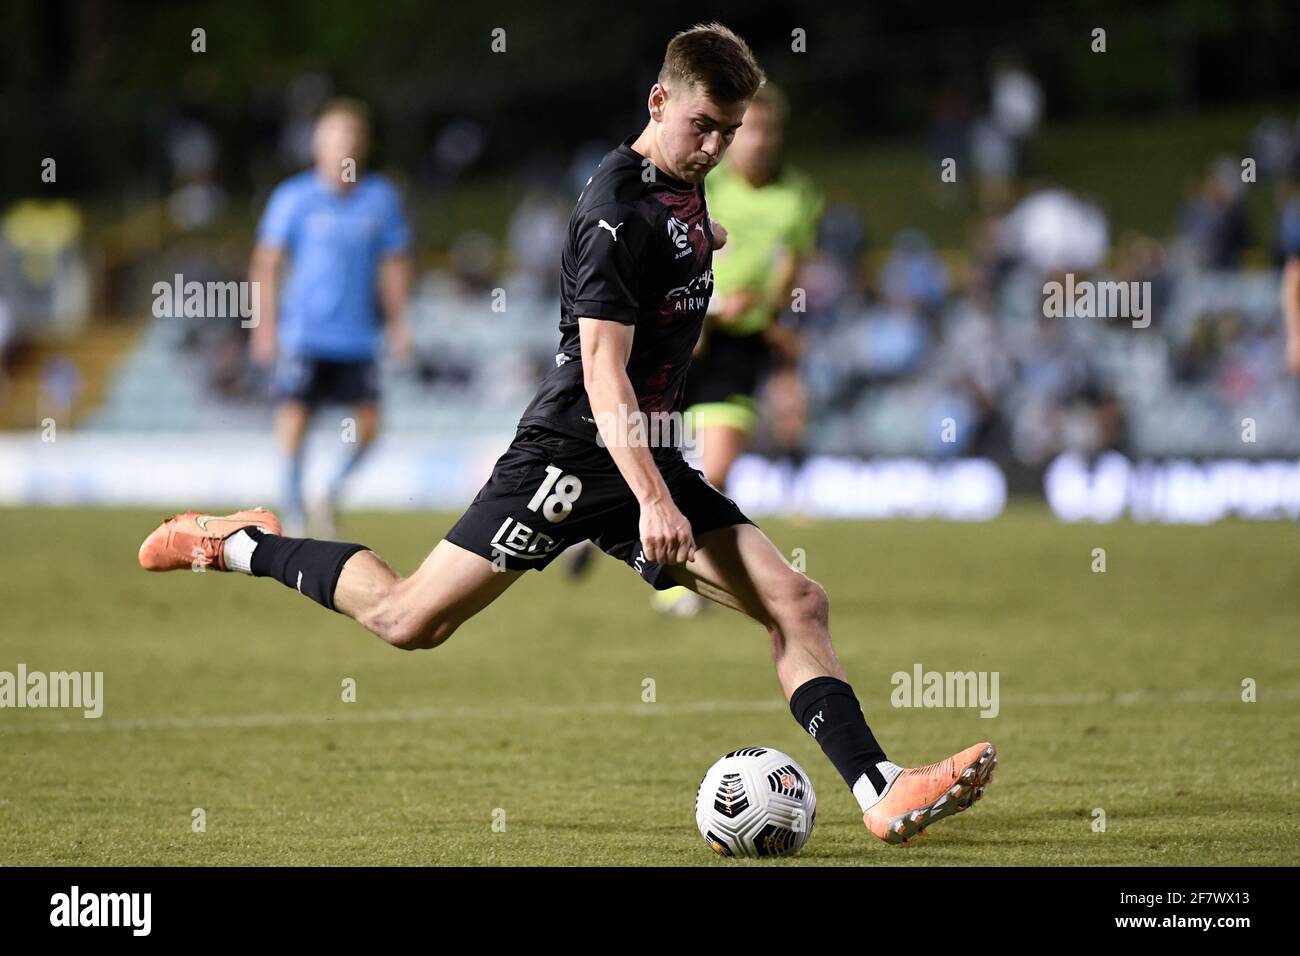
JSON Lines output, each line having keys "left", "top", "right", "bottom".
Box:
{"left": 694, "top": 747, "right": 816, "bottom": 858}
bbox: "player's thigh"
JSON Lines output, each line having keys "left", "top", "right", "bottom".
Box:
{"left": 663, "top": 522, "right": 814, "bottom": 627}
{"left": 349, "top": 539, "right": 523, "bottom": 647}
{"left": 397, "top": 538, "right": 522, "bottom": 623}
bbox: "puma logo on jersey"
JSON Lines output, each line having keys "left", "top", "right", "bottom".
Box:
{"left": 597, "top": 219, "right": 624, "bottom": 241}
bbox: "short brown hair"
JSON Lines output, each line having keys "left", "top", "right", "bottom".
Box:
{"left": 317, "top": 97, "right": 371, "bottom": 132}
{"left": 658, "top": 23, "right": 765, "bottom": 105}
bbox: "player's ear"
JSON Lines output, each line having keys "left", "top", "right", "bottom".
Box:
{"left": 649, "top": 83, "right": 668, "bottom": 123}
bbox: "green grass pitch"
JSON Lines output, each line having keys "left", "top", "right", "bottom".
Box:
{"left": 1, "top": 504, "right": 1297, "bottom": 865}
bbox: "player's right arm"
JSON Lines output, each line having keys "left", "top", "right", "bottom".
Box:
{"left": 249, "top": 180, "right": 302, "bottom": 365}
{"left": 571, "top": 201, "right": 696, "bottom": 565}
{"left": 248, "top": 242, "right": 282, "bottom": 365}
{"left": 1282, "top": 255, "right": 1300, "bottom": 375}
{"left": 581, "top": 317, "right": 696, "bottom": 566}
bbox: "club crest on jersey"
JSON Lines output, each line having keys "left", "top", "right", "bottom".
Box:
{"left": 667, "top": 216, "right": 691, "bottom": 251}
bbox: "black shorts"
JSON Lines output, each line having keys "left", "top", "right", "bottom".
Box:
{"left": 683, "top": 328, "right": 772, "bottom": 407}
{"left": 273, "top": 356, "right": 380, "bottom": 405}
{"left": 445, "top": 425, "right": 752, "bottom": 589}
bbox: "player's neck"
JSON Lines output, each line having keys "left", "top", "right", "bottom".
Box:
{"left": 630, "top": 124, "right": 683, "bottom": 185}
{"left": 734, "top": 160, "right": 777, "bottom": 189}
{"left": 314, "top": 168, "right": 360, "bottom": 195}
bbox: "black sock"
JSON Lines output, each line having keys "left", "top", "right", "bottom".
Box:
{"left": 247, "top": 529, "right": 368, "bottom": 611}
{"left": 790, "top": 676, "right": 889, "bottom": 792}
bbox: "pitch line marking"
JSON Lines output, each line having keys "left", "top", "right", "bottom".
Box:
{"left": 2, "top": 686, "right": 1296, "bottom": 736}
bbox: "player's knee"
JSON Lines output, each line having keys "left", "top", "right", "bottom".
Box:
{"left": 382, "top": 594, "right": 458, "bottom": 649}
{"left": 384, "top": 611, "right": 458, "bottom": 651}
{"left": 770, "top": 574, "right": 829, "bottom": 632}
{"left": 800, "top": 578, "right": 830, "bottom": 627}
{"left": 390, "top": 617, "right": 457, "bottom": 651}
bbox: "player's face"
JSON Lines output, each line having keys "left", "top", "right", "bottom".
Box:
{"left": 655, "top": 82, "right": 748, "bottom": 183}
{"left": 725, "top": 100, "right": 782, "bottom": 178}
{"left": 313, "top": 113, "right": 369, "bottom": 186}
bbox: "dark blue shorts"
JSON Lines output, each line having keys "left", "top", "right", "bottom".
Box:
{"left": 273, "top": 356, "right": 380, "bottom": 405}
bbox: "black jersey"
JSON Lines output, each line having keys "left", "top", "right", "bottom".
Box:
{"left": 517, "top": 135, "right": 714, "bottom": 457}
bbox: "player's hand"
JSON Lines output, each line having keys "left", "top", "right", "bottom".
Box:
{"left": 716, "top": 289, "right": 759, "bottom": 325}
{"left": 710, "top": 218, "right": 728, "bottom": 250}
{"left": 1287, "top": 336, "right": 1300, "bottom": 376}
{"left": 639, "top": 497, "right": 697, "bottom": 566}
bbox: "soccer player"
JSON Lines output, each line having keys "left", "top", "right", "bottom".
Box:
{"left": 140, "top": 24, "right": 995, "bottom": 847}
{"left": 249, "top": 98, "right": 413, "bottom": 536}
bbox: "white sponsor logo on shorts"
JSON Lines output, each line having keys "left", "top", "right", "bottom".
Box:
{"left": 490, "top": 518, "right": 562, "bottom": 560}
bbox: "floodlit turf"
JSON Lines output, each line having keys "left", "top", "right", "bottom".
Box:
{"left": 1, "top": 503, "right": 1297, "bottom": 866}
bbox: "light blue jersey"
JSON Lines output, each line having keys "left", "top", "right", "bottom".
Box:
{"left": 257, "top": 171, "right": 410, "bottom": 360}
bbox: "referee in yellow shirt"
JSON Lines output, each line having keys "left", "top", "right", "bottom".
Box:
{"left": 656, "top": 84, "right": 823, "bottom": 616}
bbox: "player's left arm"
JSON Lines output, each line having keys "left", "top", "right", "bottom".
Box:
{"left": 378, "top": 254, "right": 413, "bottom": 360}
{"left": 377, "top": 182, "right": 414, "bottom": 360}
{"left": 1282, "top": 254, "right": 1300, "bottom": 375}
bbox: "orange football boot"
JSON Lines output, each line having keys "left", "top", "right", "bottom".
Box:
{"left": 864, "top": 742, "right": 997, "bottom": 845}
{"left": 138, "top": 507, "right": 282, "bottom": 572}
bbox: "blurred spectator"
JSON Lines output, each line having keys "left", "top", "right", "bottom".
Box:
{"left": 973, "top": 55, "right": 1043, "bottom": 210}
{"left": 1248, "top": 113, "right": 1294, "bottom": 181}
{"left": 166, "top": 116, "right": 227, "bottom": 231}
{"left": 927, "top": 87, "right": 973, "bottom": 172}
{"left": 1000, "top": 188, "right": 1109, "bottom": 274}
{"left": 990, "top": 57, "right": 1044, "bottom": 144}
{"left": 423, "top": 119, "right": 488, "bottom": 187}
{"left": 449, "top": 230, "right": 499, "bottom": 293}
{"left": 881, "top": 229, "right": 948, "bottom": 313}
{"left": 506, "top": 188, "right": 567, "bottom": 288}
{"left": 0, "top": 198, "right": 91, "bottom": 340}
{"left": 39, "top": 355, "right": 83, "bottom": 420}
{"left": 1176, "top": 157, "right": 1250, "bottom": 269}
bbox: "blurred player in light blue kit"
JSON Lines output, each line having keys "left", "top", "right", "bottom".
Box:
{"left": 249, "top": 98, "right": 412, "bottom": 535}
